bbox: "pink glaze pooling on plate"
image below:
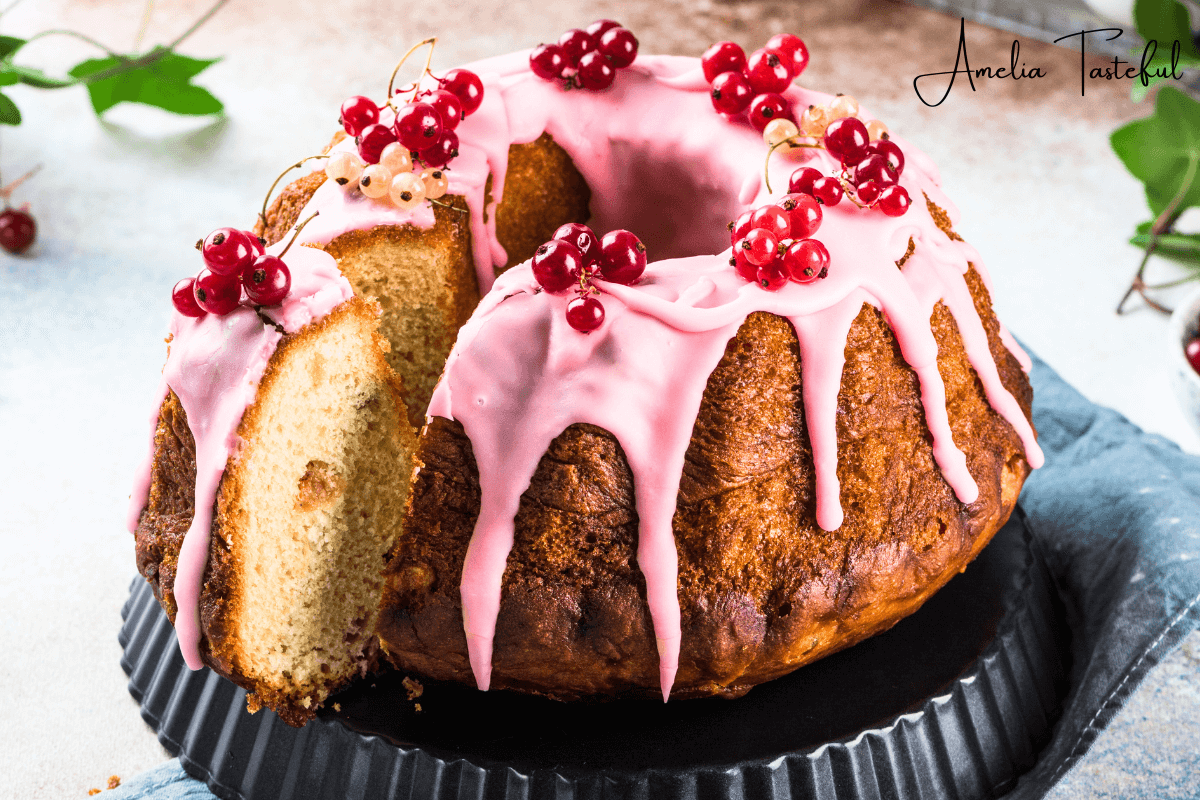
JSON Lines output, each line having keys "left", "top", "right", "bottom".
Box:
{"left": 127, "top": 245, "right": 351, "bottom": 668}
{"left": 129, "top": 50, "right": 1043, "bottom": 692}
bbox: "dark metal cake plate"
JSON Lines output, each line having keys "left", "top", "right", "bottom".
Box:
{"left": 119, "top": 514, "right": 1068, "bottom": 800}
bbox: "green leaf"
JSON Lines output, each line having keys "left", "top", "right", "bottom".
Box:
{"left": 0, "top": 35, "right": 24, "bottom": 60}
{"left": 1130, "top": 230, "right": 1200, "bottom": 268}
{"left": 1111, "top": 86, "right": 1200, "bottom": 217}
{"left": 8, "top": 64, "right": 73, "bottom": 89}
{"left": 68, "top": 49, "right": 223, "bottom": 117}
{"left": 0, "top": 90, "right": 21, "bottom": 125}
{"left": 1134, "top": 0, "right": 1200, "bottom": 61}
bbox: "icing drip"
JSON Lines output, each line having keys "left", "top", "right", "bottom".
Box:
{"left": 127, "top": 246, "right": 352, "bottom": 668}
{"left": 433, "top": 168, "right": 1044, "bottom": 699}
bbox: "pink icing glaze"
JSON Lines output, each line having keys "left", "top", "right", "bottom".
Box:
{"left": 127, "top": 245, "right": 352, "bottom": 668}
{"left": 128, "top": 49, "right": 1043, "bottom": 695}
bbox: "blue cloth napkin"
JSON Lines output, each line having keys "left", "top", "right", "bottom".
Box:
{"left": 113, "top": 348, "right": 1200, "bottom": 799}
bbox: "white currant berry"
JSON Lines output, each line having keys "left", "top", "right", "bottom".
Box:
{"left": 390, "top": 171, "right": 427, "bottom": 210}
{"left": 866, "top": 119, "right": 889, "bottom": 141}
{"left": 420, "top": 168, "right": 449, "bottom": 200}
{"left": 763, "top": 118, "right": 800, "bottom": 148}
{"left": 379, "top": 142, "right": 413, "bottom": 175}
{"left": 359, "top": 164, "right": 392, "bottom": 198}
{"left": 800, "top": 105, "right": 830, "bottom": 137}
{"left": 828, "top": 94, "right": 859, "bottom": 120}
{"left": 325, "top": 151, "right": 364, "bottom": 187}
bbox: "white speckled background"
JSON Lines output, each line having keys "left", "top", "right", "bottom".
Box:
{"left": 0, "top": 0, "right": 1197, "bottom": 796}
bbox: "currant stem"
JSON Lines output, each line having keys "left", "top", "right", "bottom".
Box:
{"left": 259, "top": 155, "right": 329, "bottom": 229}
{"left": 1116, "top": 152, "right": 1197, "bottom": 315}
{"left": 0, "top": 164, "right": 41, "bottom": 203}
{"left": 386, "top": 37, "right": 438, "bottom": 110}
{"left": 762, "top": 136, "right": 821, "bottom": 194}
{"left": 278, "top": 211, "right": 320, "bottom": 258}
{"left": 429, "top": 197, "right": 468, "bottom": 215}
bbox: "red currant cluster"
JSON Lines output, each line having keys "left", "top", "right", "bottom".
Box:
{"left": 340, "top": 67, "right": 482, "bottom": 171}
{"left": 704, "top": 34, "right": 808, "bottom": 132}
{"left": 787, "top": 118, "right": 910, "bottom": 216}
{"left": 529, "top": 20, "right": 639, "bottom": 91}
{"left": 531, "top": 223, "right": 647, "bottom": 332}
{"left": 326, "top": 65, "right": 482, "bottom": 212}
{"left": 729, "top": 194, "right": 829, "bottom": 290}
{"left": 171, "top": 226, "right": 299, "bottom": 318}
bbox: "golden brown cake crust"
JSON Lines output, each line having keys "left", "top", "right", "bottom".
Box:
{"left": 133, "top": 298, "right": 404, "bottom": 726}
{"left": 379, "top": 260, "right": 1033, "bottom": 700}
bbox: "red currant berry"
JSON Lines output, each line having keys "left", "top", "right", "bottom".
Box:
{"left": 439, "top": 69, "right": 484, "bottom": 116}
{"left": 172, "top": 277, "right": 205, "bottom": 318}
{"left": 566, "top": 295, "right": 605, "bottom": 333}
{"left": 856, "top": 181, "right": 883, "bottom": 205}
{"left": 356, "top": 122, "right": 398, "bottom": 165}
{"left": 586, "top": 19, "right": 622, "bottom": 38}
{"left": 1187, "top": 338, "right": 1200, "bottom": 375}
{"left": 597, "top": 229, "right": 647, "bottom": 284}
{"left": 418, "top": 130, "right": 459, "bottom": 169}
{"left": 876, "top": 185, "right": 911, "bottom": 217}
{"left": 710, "top": 72, "right": 753, "bottom": 115}
{"left": 750, "top": 204, "right": 791, "bottom": 239}
{"left": 598, "top": 27, "right": 639, "bottom": 69}
{"left": 731, "top": 249, "right": 758, "bottom": 283}
{"left": 729, "top": 210, "right": 755, "bottom": 245}
{"left": 530, "top": 44, "right": 569, "bottom": 82}
{"left": 394, "top": 103, "right": 444, "bottom": 152}
{"left": 339, "top": 96, "right": 379, "bottom": 137}
{"left": 0, "top": 208, "right": 35, "bottom": 253}
{"left": 866, "top": 138, "right": 905, "bottom": 177}
{"left": 738, "top": 228, "right": 779, "bottom": 267}
{"left": 558, "top": 29, "right": 595, "bottom": 65}
{"left": 765, "top": 34, "right": 809, "bottom": 78}
{"left": 745, "top": 49, "right": 792, "bottom": 94}
{"left": 822, "top": 117, "right": 870, "bottom": 165}
{"left": 248, "top": 233, "right": 265, "bottom": 256}
{"left": 193, "top": 268, "right": 242, "bottom": 315}
{"left": 201, "top": 227, "right": 255, "bottom": 276}
{"left": 853, "top": 154, "right": 898, "bottom": 187}
{"left": 748, "top": 93, "right": 790, "bottom": 132}
{"left": 553, "top": 222, "right": 599, "bottom": 267}
{"left": 425, "top": 89, "right": 463, "bottom": 131}
{"left": 788, "top": 167, "right": 823, "bottom": 196}
{"left": 782, "top": 239, "right": 829, "bottom": 284}
{"left": 757, "top": 257, "right": 789, "bottom": 291}
{"left": 577, "top": 51, "right": 616, "bottom": 90}
{"left": 242, "top": 255, "right": 292, "bottom": 306}
{"left": 811, "top": 176, "right": 844, "bottom": 206}
{"left": 778, "top": 193, "right": 822, "bottom": 238}
{"left": 701, "top": 41, "right": 747, "bottom": 84}
{"left": 532, "top": 239, "right": 583, "bottom": 293}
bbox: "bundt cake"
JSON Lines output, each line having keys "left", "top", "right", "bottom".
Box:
{"left": 128, "top": 30, "right": 1042, "bottom": 726}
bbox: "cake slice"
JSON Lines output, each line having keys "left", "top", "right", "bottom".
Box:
{"left": 134, "top": 297, "right": 416, "bottom": 724}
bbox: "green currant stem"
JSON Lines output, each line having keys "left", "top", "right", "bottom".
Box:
{"left": 278, "top": 211, "right": 320, "bottom": 259}
{"left": 386, "top": 37, "right": 437, "bottom": 112}
{"left": 762, "top": 135, "right": 821, "bottom": 194}
{"left": 259, "top": 155, "right": 330, "bottom": 230}
{"left": 1142, "top": 274, "right": 1200, "bottom": 291}
{"left": 1116, "top": 151, "right": 1198, "bottom": 315}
